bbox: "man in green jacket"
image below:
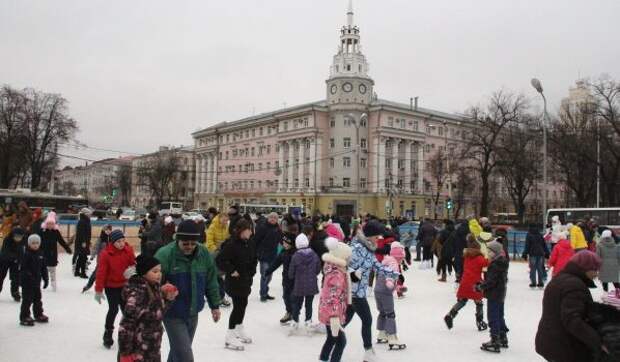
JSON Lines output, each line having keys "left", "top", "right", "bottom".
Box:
{"left": 155, "top": 220, "right": 221, "bottom": 362}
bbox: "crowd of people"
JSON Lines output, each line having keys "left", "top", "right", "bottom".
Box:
{"left": 1, "top": 201, "right": 619, "bottom": 361}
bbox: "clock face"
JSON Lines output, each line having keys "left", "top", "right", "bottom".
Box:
{"left": 359, "top": 84, "right": 367, "bottom": 94}
{"left": 342, "top": 82, "right": 353, "bottom": 93}
{"left": 330, "top": 84, "right": 338, "bottom": 94}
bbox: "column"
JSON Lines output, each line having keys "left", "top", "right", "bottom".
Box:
{"left": 315, "top": 137, "right": 322, "bottom": 192}
{"left": 404, "top": 141, "right": 412, "bottom": 193}
{"left": 195, "top": 155, "right": 202, "bottom": 194}
{"left": 308, "top": 138, "right": 316, "bottom": 191}
{"left": 205, "top": 155, "right": 212, "bottom": 194}
{"left": 287, "top": 140, "right": 295, "bottom": 192}
{"left": 372, "top": 136, "right": 379, "bottom": 192}
{"left": 212, "top": 153, "right": 219, "bottom": 193}
{"left": 278, "top": 141, "right": 285, "bottom": 191}
{"left": 417, "top": 142, "right": 424, "bottom": 194}
{"left": 391, "top": 138, "right": 399, "bottom": 189}
{"left": 298, "top": 138, "right": 305, "bottom": 191}
{"left": 378, "top": 137, "right": 386, "bottom": 192}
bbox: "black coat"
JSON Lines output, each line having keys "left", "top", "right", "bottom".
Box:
{"left": 265, "top": 247, "right": 296, "bottom": 289}
{"left": 437, "top": 225, "right": 455, "bottom": 260}
{"left": 216, "top": 236, "right": 257, "bottom": 297}
{"left": 417, "top": 222, "right": 437, "bottom": 248}
{"left": 0, "top": 229, "right": 25, "bottom": 263}
{"left": 523, "top": 230, "right": 549, "bottom": 258}
{"left": 20, "top": 247, "right": 48, "bottom": 289}
{"left": 228, "top": 213, "right": 243, "bottom": 235}
{"left": 75, "top": 214, "right": 92, "bottom": 252}
{"left": 39, "top": 229, "right": 72, "bottom": 267}
{"left": 310, "top": 230, "right": 329, "bottom": 265}
{"left": 453, "top": 223, "right": 470, "bottom": 257}
{"left": 479, "top": 256, "right": 509, "bottom": 302}
{"left": 535, "top": 262, "right": 603, "bottom": 362}
{"left": 588, "top": 302, "right": 620, "bottom": 362}
{"left": 254, "top": 222, "right": 282, "bottom": 262}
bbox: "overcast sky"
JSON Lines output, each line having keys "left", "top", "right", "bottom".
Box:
{"left": 2, "top": 0, "right": 619, "bottom": 166}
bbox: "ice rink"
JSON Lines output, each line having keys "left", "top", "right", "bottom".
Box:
{"left": 1, "top": 253, "right": 588, "bottom": 362}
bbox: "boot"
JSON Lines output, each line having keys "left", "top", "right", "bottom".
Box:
{"left": 480, "top": 334, "right": 501, "bottom": 353}
{"left": 225, "top": 329, "right": 244, "bottom": 351}
{"left": 34, "top": 314, "right": 49, "bottom": 323}
{"left": 20, "top": 317, "right": 35, "bottom": 326}
{"left": 103, "top": 329, "right": 114, "bottom": 349}
{"left": 476, "top": 303, "right": 488, "bottom": 331}
{"left": 234, "top": 325, "right": 252, "bottom": 344}
{"left": 280, "top": 312, "right": 292, "bottom": 324}
{"left": 363, "top": 348, "right": 377, "bottom": 362}
{"left": 387, "top": 334, "right": 407, "bottom": 350}
{"left": 438, "top": 273, "right": 447, "bottom": 282}
{"left": 499, "top": 332, "right": 509, "bottom": 348}
{"left": 11, "top": 291, "right": 21, "bottom": 302}
{"left": 444, "top": 308, "right": 458, "bottom": 330}
{"left": 377, "top": 330, "right": 388, "bottom": 343}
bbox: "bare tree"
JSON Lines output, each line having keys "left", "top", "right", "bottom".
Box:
{"left": 452, "top": 163, "right": 475, "bottom": 220}
{"left": 136, "top": 148, "right": 181, "bottom": 207}
{"left": 116, "top": 164, "right": 132, "bottom": 206}
{"left": 0, "top": 86, "right": 28, "bottom": 188}
{"left": 428, "top": 151, "right": 448, "bottom": 220}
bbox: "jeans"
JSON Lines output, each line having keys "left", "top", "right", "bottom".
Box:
{"left": 20, "top": 285, "right": 43, "bottom": 320}
{"left": 164, "top": 315, "right": 199, "bottom": 362}
{"left": 292, "top": 295, "right": 314, "bottom": 323}
{"left": 229, "top": 295, "right": 249, "bottom": 329}
{"left": 344, "top": 297, "right": 373, "bottom": 350}
{"left": 320, "top": 326, "right": 347, "bottom": 362}
{"left": 104, "top": 287, "right": 123, "bottom": 330}
{"left": 487, "top": 300, "right": 508, "bottom": 336}
{"left": 259, "top": 261, "right": 273, "bottom": 298}
{"left": 529, "top": 256, "right": 545, "bottom": 285}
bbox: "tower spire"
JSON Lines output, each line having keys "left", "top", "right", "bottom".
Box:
{"left": 347, "top": 0, "right": 354, "bottom": 26}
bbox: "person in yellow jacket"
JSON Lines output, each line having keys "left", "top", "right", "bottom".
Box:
{"left": 206, "top": 213, "right": 231, "bottom": 307}
{"left": 569, "top": 222, "right": 587, "bottom": 252}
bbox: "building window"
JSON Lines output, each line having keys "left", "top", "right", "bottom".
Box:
{"left": 305, "top": 178, "right": 310, "bottom": 187}
{"left": 343, "top": 157, "right": 351, "bottom": 168}
{"left": 251, "top": 147, "right": 255, "bottom": 156}
{"left": 426, "top": 125, "right": 432, "bottom": 134}
{"left": 259, "top": 127, "right": 263, "bottom": 136}
{"left": 397, "top": 178, "right": 403, "bottom": 188}
{"left": 438, "top": 126, "right": 443, "bottom": 136}
{"left": 398, "top": 159, "right": 405, "bottom": 169}
{"left": 360, "top": 178, "right": 366, "bottom": 189}
{"left": 283, "top": 122, "right": 288, "bottom": 131}
{"left": 360, "top": 118, "right": 367, "bottom": 127}
{"left": 330, "top": 158, "right": 335, "bottom": 168}
{"left": 424, "top": 144, "right": 431, "bottom": 153}
{"left": 251, "top": 129, "right": 255, "bottom": 137}
{"left": 226, "top": 134, "right": 230, "bottom": 142}
{"left": 276, "top": 144, "right": 280, "bottom": 152}
{"left": 413, "top": 121, "right": 419, "bottom": 131}
{"left": 343, "top": 178, "right": 351, "bottom": 187}
{"left": 329, "top": 178, "right": 334, "bottom": 187}
{"left": 385, "top": 179, "right": 390, "bottom": 188}
{"left": 343, "top": 137, "right": 351, "bottom": 148}
{"left": 294, "top": 178, "right": 299, "bottom": 187}
{"left": 306, "top": 140, "right": 311, "bottom": 149}
{"left": 388, "top": 117, "right": 394, "bottom": 127}
{"left": 330, "top": 118, "right": 335, "bottom": 127}
{"left": 275, "top": 161, "right": 279, "bottom": 169}
{"left": 360, "top": 158, "right": 367, "bottom": 168}
{"left": 330, "top": 138, "right": 335, "bottom": 148}
{"left": 225, "top": 151, "right": 229, "bottom": 160}
{"left": 258, "top": 163, "right": 262, "bottom": 171}
{"left": 386, "top": 159, "right": 392, "bottom": 168}
{"left": 360, "top": 138, "right": 367, "bottom": 148}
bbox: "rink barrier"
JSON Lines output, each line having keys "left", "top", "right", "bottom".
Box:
{"left": 57, "top": 220, "right": 142, "bottom": 251}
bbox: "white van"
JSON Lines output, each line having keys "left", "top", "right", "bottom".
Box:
{"left": 159, "top": 202, "right": 183, "bottom": 217}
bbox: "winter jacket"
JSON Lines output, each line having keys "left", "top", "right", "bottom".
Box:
{"left": 319, "top": 262, "right": 350, "bottom": 325}
{"left": 456, "top": 248, "right": 489, "bottom": 300}
{"left": 254, "top": 221, "right": 283, "bottom": 262}
{"left": 17, "top": 202, "right": 33, "bottom": 231}
{"left": 155, "top": 242, "right": 220, "bottom": 318}
{"left": 570, "top": 225, "right": 588, "bottom": 250}
{"left": 20, "top": 247, "right": 48, "bottom": 290}
{"left": 142, "top": 219, "right": 163, "bottom": 243}
{"left": 588, "top": 302, "right": 620, "bottom": 362}
{"left": 417, "top": 222, "right": 437, "bottom": 248}
{"left": 206, "top": 215, "right": 229, "bottom": 254}
{"left": 596, "top": 236, "right": 620, "bottom": 283}
{"left": 310, "top": 230, "right": 329, "bottom": 265}
{"left": 434, "top": 225, "right": 455, "bottom": 260}
{"left": 375, "top": 255, "right": 400, "bottom": 295}
{"left": 548, "top": 239, "right": 575, "bottom": 277}
{"left": 91, "top": 231, "right": 111, "bottom": 259}
{"left": 265, "top": 246, "right": 296, "bottom": 289}
{"left": 39, "top": 229, "right": 72, "bottom": 267}
{"left": 95, "top": 243, "right": 136, "bottom": 293}
{"left": 535, "top": 262, "right": 602, "bottom": 362}
{"left": 0, "top": 229, "right": 25, "bottom": 263}
{"left": 453, "top": 222, "right": 470, "bottom": 260}
{"left": 216, "top": 236, "right": 258, "bottom": 297}
{"left": 119, "top": 275, "right": 170, "bottom": 362}
{"left": 348, "top": 233, "right": 399, "bottom": 299}
{"left": 75, "top": 214, "right": 92, "bottom": 253}
{"left": 523, "top": 229, "right": 549, "bottom": 258}
{"left": 478, "top": 255, "right": 509, "bottom": 302}
{"left": 162, "top": 223, "right": 176, "bottom": 245}
{"left": 289, "top": 247, "right": 321, "bottom": 297}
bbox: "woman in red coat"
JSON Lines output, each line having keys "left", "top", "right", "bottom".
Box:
{"left": 94, "top": 230, "right": 136, "bottom": 349}
{"left": 548, "top": 231, "right": 574, "bottom": 277}
{"left": 444, "top": 235, "right": 489, "bottom": 331}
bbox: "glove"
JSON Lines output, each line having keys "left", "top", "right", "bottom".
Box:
{"left": 43, "top": 279, "right": 49, "bottom": 289}
{"left": 329, "top": 317, "right": 341, "bottom": 337}
{"left": 398, "top": 274, "right": 405, "bottom": 284}
{"left": 123, "top": 266, "right": 136, "bottom": 279}
{"left": 385, "top": 279, "right": 395, "bottom": 290}
{"left": 119, "top": 355, "right": 137, "bottom": 362}
{"left": 350, "top": 270, "right": 362, "bottom": 283}
{"left": 95, "top": 292, "right": 105, "bottom": 304}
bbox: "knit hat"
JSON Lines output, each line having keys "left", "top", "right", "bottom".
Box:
{"left": 295, "top": 233, "right": 309, "bottom": 249}
{"left": 110, "top": 229, "right": 125, "bottom": 242}
{"left": 601, "top": 230, "right": 613, "bottom": 239}
{"left": 487, "top": 240, "right": 503, "bottom": 256}
{"left": 176, "top": 219, "right": 200, "bottom": 241}
{"left": 325, "top": 223, "right": 345, "bottom": 241}
{"left": 363, "top": 220, "right": 385, "bottom": 238}
{"left": 322, "top": 241, "right": 352, "bottom": 268}
{"left": 136, "top": 254, "right": 161, "bottom": 276}
{"left": 324, "top": 236, "right": 340, "bottom": 252}
{"left": 570, "top": 250, "right": 602, "bottom": 271}
{"left": 389, "top": 241, "right": 406, "bottom": 261}
{"left": 43, "top": 211, "right": 59, "bottom": 231}
{"left": 28, "top": 234, "right": 41, "bottom": 247}
{"left": 12, "top": 227, "right": 25, "bottom": 236}
{"left": 478, "top": 232, "right": 493, "bottom": 243}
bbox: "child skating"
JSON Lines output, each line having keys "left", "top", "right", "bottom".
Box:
{"left": 19, "top": 234, "right": 49, "bottom": 326}
{"left": 288, "top": 233, "right": 321, "bottom": 335}
{"left": 374, "top": 242, "right": 406, "bottom": 350}
{"left": 265, "top": 234, "right": 296, "bottom": 324}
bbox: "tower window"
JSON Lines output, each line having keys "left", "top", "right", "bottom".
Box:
{"left": 359, "top": 65, "right": 362, "bottom": 72}
{"left": 347, "top": 64, "right": 351, "bottom": 71}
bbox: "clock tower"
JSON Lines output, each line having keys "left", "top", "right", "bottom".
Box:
{"left": 326, "top": 0, "right": 374, "bottom": 108}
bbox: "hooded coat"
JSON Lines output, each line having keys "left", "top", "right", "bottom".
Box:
{"left": 289, "top": 247, "right": 321, "bottom": 297}
{"left": 478, "top": 255, "right": 509, "bottom": 302}
{"left": 456, "top": 248, "right": 488, "bottom": 300}
{"left": 216, "top": 235, "right": 257, "bottom": 297}
{"left": 596, "top": 236, "right": 620, "bottom": 283}
{"left": 206, "top": 215, "right": 230, "bottom": 254}
{"left": 39, "top": 228, "right": 72, "bottom": 267}
{"left": 95, "top": 243, "right": 136, "bottom": 293}
{"left": 254, "top": 220, "right": 283, "bottom": 263}
{"left": 523, "top": 226, "right": 549, "bottom": 258}
{"left": 0, "top": 228, "right": 25, "bottom": 263}
{"left": 319, "top": 246, "right": 352, "bottom": 325}
{"left": 348, "top": 232, "right": 399, "bottom": 299}
{"left": 75, "top": 213, "right": 92, "bottom": 253}
{"left": 548, "top": 239, "right": 575, "bottom": 277}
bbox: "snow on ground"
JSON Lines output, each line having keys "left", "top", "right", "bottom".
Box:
{"left": 1, "top": 254, "right": 572, "bottom": 361}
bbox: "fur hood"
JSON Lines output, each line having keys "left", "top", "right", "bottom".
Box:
{"left": 355, "top": 230, "right": 377, "bottom": 251}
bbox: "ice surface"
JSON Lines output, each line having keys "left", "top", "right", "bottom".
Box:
{"left": 2, "top": 254, "right": 586, "bottom": 361}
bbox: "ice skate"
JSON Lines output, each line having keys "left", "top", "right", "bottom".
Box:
{"left": 11, "top": 291, "right": 21, "bottom": 302}
{"left": 476, "top": 320, "right": 488, "bottom": 331}
{"left": 305, "top": 320, "right": 325, "bottom": 334}
{"left": 363, "top": 348, "right": 377, "bottom": 362}
{"left": 499, "top": 332, "right": 509, "bottom": 348}
{"left": 280, "top": 312, "right": 292, "bottom": 325}
{"left": 480, "top": 335, "right": 501, "bottom": 353}
{"left": 444, "top": 309, "right": 457, "bottom": 330}
{"left": 34, "top": 314, "right": 49, "bottom": 323}
{"left": 376, "top": 330, "right": 388, "bottom": 344}
{"left": 20, "top": 317, "right": 35, "bottom": 327}
{"left": 234, "top": 325, "right": 252, "bottom": 344}
{"left": 288, "top": 321, "right": 299, "bottom": 336}
{"left": 225, "top": 330, "right": 244, "bottom": 351}
{"left": 387, "top": 334, "right": 406, "bottom": 350}
{"left": 103, "top": 329, "right": 114, "bottom": 349}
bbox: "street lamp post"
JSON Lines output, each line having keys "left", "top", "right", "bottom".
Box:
{"left": 531, "top": 78, "right": 549, "bottom": 227}
{"left": 596, "top": 117, "right": 600, "bottom": 208}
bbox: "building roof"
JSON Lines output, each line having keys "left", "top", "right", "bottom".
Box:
{"left": 372, "top": 99, "right": 468, "bottom": 122}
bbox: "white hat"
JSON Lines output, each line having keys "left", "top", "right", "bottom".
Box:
{"left": 601, "top": 230, "right": 613, "bottom": 239}
{"left": 322, "top": 241, "right": 352, "bottom": 267}
{"left": 164, "top": 216, "right": 174, "bottom": 225}
{"left": 28, "top": 234, "right": 41, "bottom": 246}
{"left": 295, "top": 233, "right": 309, "bottom": 249}
{"left": 80, "top": 208, "right": 92, "bottom": 215}
{"left": 324, "top": 236, "right": 340, "bottom": 252}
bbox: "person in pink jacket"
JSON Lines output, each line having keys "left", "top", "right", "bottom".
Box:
{"left": 548, "top": 231, "right": 575, "bottom": 277}
{"left": 318, "top": 238, "right": 351, "bottom": 362}
{"left": 374, "top": 242, "right": 406, "bottom": 350}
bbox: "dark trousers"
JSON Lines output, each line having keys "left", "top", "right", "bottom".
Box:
{"left": 104, "top": 287, "right": 123, "bottom": 330}
{"left": 487, "top": 300, "right": 508, "bottom": 336}
{"left": 344, "top": 297, "right": 373, "bottom": 350}
{"left": 602, "top": 282, "right": 620, "bottom": 292}
{"left": 164, "top": 315, "right": 199, "bottom": 362}
{"left": 449, "top": 298, "right": 484, "bottom": 322}
{"left": 320, "top": 326, "right": 347, "bottom": 362}
{"left": 529, "top": 256, "right": 545, "bottom": 285}
{"left": 0, "top": 260, "right": 20, "bottom": 295}
{"left": 415, "top": 242, "right": 422, "bottom": 261}
{"left": 20, "top": 285, "right": 43, "bottom": 320}
{"left": 454, "top": 253, "right": 464, "bottom": 281}
{"left": 422, "top": 245, "right": 433, "bottom": 265}
{"left": 292, "top": 295, "right": 314, "bottom": 323}
{"left": 75, "top": 249, "right": 88, "bottom": 276}
{"left": 217, "top": 275, "right": 226, "bottom": 299}
{"left": 437, "top": 258, "right": 453, "bottom": 277}
{"left": 229, "top": 295, "right": 249, "bottom": 329}
{"left": 283, "top": 283, "right": 294, "bottom": 314}
{"left": 83, "top": 265, "right": 98, "bottom": 291}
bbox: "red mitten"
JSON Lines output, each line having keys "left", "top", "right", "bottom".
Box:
{"left": 119, "top": 355, "right": 136, "bottom": 362}
{"left": 161, "top": 283, "right": 178, "bottom": 295}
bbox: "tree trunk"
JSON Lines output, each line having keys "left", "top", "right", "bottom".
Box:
{"left": 480, "top": 175, "right": 490, "bottom": 217}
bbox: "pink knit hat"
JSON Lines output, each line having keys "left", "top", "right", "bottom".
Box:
{"left": 42, "top": 211, "right": 59, "bottom": 231}
{"left": 325, "top": 223, "right": 345, "bottom": 241}
{"left": 390, "top": 242, "right": 406, "bottom": 261}
{"left": 570, "top": 251, "right": 602, "bottom": 271}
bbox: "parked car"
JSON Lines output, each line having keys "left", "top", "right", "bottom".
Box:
{"left": 135, "top": 208, "right": 148, "bottom": 219}
{"left": 119, "top": 209, "right": 137, "bottom": 221}
{"left": 182, "top": 212, "right": 200, "bottom": 220}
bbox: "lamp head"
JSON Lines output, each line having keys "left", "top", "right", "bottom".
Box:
{"left": 531, "top": 78, "right": 544, "bottom": 94}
